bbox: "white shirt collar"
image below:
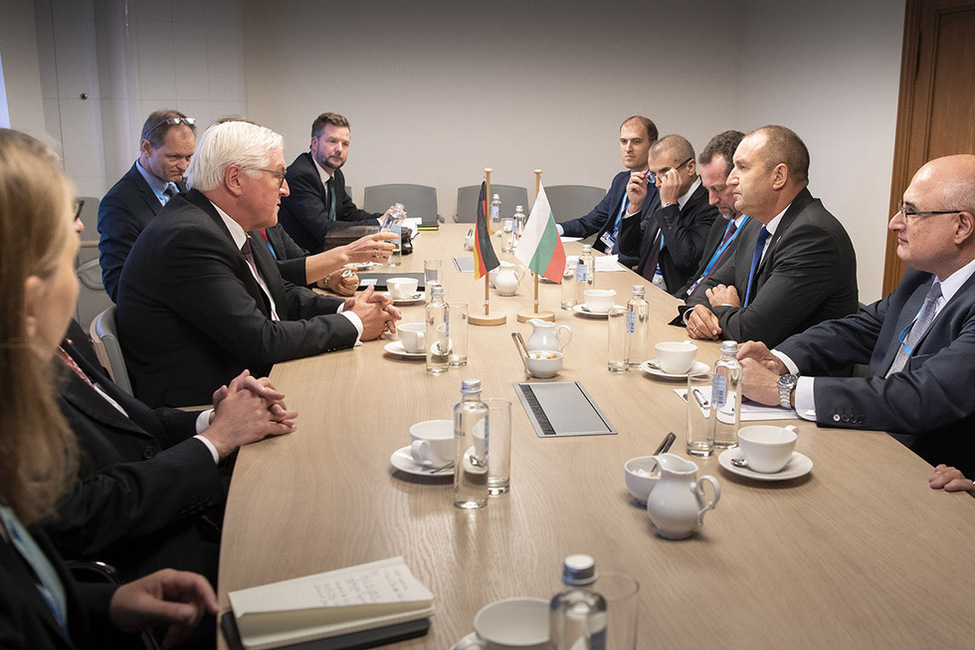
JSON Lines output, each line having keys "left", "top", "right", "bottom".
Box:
{"left": 677, "top": 178, "right": 701, "bottom": 210}
{"left": 937, "top": 255, "right": 975, "bottom": 304}
{"left": 311, "top": 154, "right": 334, "bottom": 186}
{"left": 210, "top": 200, "right": 247, "bottom": 250}
{"left": 764, "top": 203, "right": 790, "bottom": 236}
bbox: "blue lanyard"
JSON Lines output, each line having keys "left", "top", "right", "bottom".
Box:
{"left": 896, "top": 304, "right": 927, "bottom": 355}
{"left": 700, "top": 217, "right": 748, "bottom": 278}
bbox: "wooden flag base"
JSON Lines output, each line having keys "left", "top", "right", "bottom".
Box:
{"left": 470, "top": 312, "right": 507, "bottom": 326}
{"left": 516, "top": 309, "right": 554, "bottom": 323}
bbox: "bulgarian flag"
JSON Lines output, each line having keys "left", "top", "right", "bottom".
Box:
{"left": 515, "top": 182, "right": 566, "bottom": 283}
{"left": 473, "top": 181, "right": 500, "bottom": 280}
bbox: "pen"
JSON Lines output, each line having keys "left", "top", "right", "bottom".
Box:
{"left": 693, "top": 388, "right": 709, "bottom": 410}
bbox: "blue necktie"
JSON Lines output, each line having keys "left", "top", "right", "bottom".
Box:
{"left": 886, "top": 281, "right": 942, "bottom": 377}
{"left": 743, "top": 226, "right": 770, "bottom": 307}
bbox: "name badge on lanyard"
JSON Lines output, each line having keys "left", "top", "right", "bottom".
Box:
{"left": 600, "top": 197, "right": 630, "bottom": 250}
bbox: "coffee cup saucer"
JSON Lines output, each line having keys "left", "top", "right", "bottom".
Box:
{"left": 390, "top": 292, "right": 424, "bottom": 305}
{"left": 451, "top": 632, "right": 479, "bottom": 649}
{"left": 718, "top": 448, "right": 813, "bottom": 481}
{"left": 390, "top": 446, "right": 454, "bottom": 477}
{"left": 572, "top": 304, "right": 618, "bottom": 318}
{"left": 641, "top": 359, "right": 709, "bottom": 379}
{"left": 383, "top": 341, "right": 425, "bottom": 359}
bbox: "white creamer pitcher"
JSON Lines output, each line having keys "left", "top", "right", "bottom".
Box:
{"left": 525, "top": 319, "right": 572, "bottom": 352}
{"left": 646, "top": 453, "right": 720, "bottom": 539}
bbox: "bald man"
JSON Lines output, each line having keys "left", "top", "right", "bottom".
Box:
{"left": 739, "top": 154, "right": 975, "bottom": 477}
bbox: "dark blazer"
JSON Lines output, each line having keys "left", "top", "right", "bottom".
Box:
{"left": 0, "top": 522, "right": 119, "bottom": 649}
{"left": 41, "top": 321, "right": 224, "bottom": 585}
{"left": 559, "top": 170, "right": 661, "bottom": 267}
{"left": 778, "top": 268, "right": 975, "bottom": 476}
{"left": 263, "top": 224, "right": 309, "bottom": 286}
{"left": 685, "top": 187, "right": 858, "bottom": 347}
{"left": 676, "top": 215, "right": 759, "bottom": 299}
{"left": 116, "top": 189, "right": 358, "bottom": 407}
{"left": 97, "top": 162, "right": 185, "bottom": 302}
{"left": 620, "top": 181, "right": 718, "bottom": 295}
{"left": 277, "top": 153, "right": 380, "bottom": 253}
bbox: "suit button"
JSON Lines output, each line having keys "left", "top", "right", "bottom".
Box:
{"left": 142, "top": 447, "right": 156, "bottom": 459}
{"left": 841, "top": 415, "right": 850, "bottom": 423}
{"left": 832, "top": 414, "right": 841, "bottom": 422}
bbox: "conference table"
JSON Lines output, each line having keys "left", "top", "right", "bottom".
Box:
{"left": 217, "top": 224, "right": 975, "bottom": 649}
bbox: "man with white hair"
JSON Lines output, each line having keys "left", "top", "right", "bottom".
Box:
{"left": 117, "top": 120, "right": 400, "bottom": 407}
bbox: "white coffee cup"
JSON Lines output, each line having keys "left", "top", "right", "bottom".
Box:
{"left": 397, "top": 322, "right": 425, "bottom": 353}
{"left": 526, "top": 349, "right": 562, "bottom": 378}
{"left": 737, "top": 425, "right": 798, "bottom": 473}
{"left": 474, "top": 597, "right": 549, "bottom": 650}
{"left": 655, "top": 341, "right": 698, "bottom": 374}
{"left": 409, "top": 419, "right": 453, "bottom": 467}
{"left": 583, "top": 288, "right": 616, "bottom": 313}
{"left": 387, "top": 277, "right": 419, "bottom": 301}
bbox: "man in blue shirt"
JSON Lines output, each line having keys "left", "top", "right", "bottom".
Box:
{"left": 556, "top": 116, "right": 661, "bottom": 267}
{"left": 97, "top": 110, "right": 196, "bottom": 300}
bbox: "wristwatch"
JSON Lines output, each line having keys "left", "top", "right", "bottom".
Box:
{"left": 777, "top": 374, "right": 799, "bottom": 409}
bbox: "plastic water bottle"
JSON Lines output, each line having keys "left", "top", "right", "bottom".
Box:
{"left": 453, "top": 379, "right": 489, "bottom": 509}
{"left": 425, "top": 283, "right": 449, "bottom": 374}
{"left": 380, "top": 202, "right": 406, "bottom": 265}
{"left": 712, "top": 340, "right": 742, "bottom": 448}
{"left": 575, "top": 244, "right": 596, "bottom": 305}
{"left": 513, "top": 204, "right": 527, "bottom": 240}
{"left": 625, "top": 284, "right": 649, "bottom": 367}
{"left": 490, "top": 194, "right": 502, "bottom": 229}
{"left": 550, "top": 554, "right": 607, "bottom": 650}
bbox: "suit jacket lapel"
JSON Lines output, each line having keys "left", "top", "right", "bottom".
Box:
{"left": 128, "top": 164, "right": 162, "bottom": 217}
{"left": 58, "top": 346, "right": 150, "bottom": 436}
{"left": 756, "top": 187, "right": 814, "bottom": 278}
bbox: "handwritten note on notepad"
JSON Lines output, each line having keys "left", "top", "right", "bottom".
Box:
{"left": 229, "top": 557, "right": 434, "bottom": 650}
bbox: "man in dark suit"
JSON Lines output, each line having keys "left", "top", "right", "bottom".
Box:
{"left": 277, "top": 112, "right": 385, "bottom": 254}
{"left": 739, "top": 154, "right": 975, "bottom": 476}
{"left": 116, "top": 120, "right": 399, "bottom": 407}
{"left": 619, "top": 134, "right": 718, "bottom": 295}
{"left": 557, "top": 116, "right": 661, "bottom": 267}
{"left": 97, "top": 110, "right": 196, "bottom": 301}
{"left": 44, "top": 321, "right": 294, "bottom": 586}
{"left": 675, "top": 130, "right": 757, "bottom": 300}
{"left": 684, "top": 126, "right": 858, "bottom": 347}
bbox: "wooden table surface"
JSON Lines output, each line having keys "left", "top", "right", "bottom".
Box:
{"left": 217, "top": 225, "right": 975, "bottom": 649}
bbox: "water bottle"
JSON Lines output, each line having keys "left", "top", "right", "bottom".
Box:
{"left": 425, "top": 282, "right": 449, "bottom": 374}
{"left": 453, "top": 379, "right": 488, "bottom": 509}
{"left": 490, "top": 194, "right": 502, "bottom": 229}
{"left": 513, "top": 204, "right": 527, "bottom": 240}
{"left": 380, "top": 202, "right": 406, "bottom": 266}
{"left": 712, "top": 340, "right": 742, "bottom": 448}
{"left": 624, "top": 285, "right": 649, "bottom": 367}
{"left": 575, "top": 244, "right": 596, "bottom": 305}
{"left": 550, "top": 554, "right": 607, "bottom": 650}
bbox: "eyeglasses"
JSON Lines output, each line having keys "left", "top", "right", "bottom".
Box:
{"left": 895, "top": 201, "right": 961, "bottom": 222}
{"left": 144, "top": 116, "right": 196, "bottom": 139}
{"left": 648, "top": 157, "right": 693, "bottom": 184}
{"left": 240, "top": 166, "right": 287, "bottom": 188}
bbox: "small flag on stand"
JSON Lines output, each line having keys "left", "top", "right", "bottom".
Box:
{"left": 473, "top": 181, "right": 500, "bottom": 280}
{"left": 515, "top": 181, "right": 566, "bottom": 283}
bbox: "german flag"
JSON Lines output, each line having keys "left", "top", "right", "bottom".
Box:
{"left": 473, "top": 181, "right": 500, "bottom": 280}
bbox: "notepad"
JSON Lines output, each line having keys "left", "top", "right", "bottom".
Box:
{"left": 228, "top": 557, "right": 434, "bottom": 650}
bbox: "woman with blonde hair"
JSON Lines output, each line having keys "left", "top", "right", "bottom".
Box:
{"left": 0, "top": 128, "right": 216, "bottom": 648}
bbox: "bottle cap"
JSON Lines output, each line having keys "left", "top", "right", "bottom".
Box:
{"left": 516, "top": 205, "right": 524, "bottom": 211}
{"left": 460, "top": 379, "right": 482, "bottom": 395}
{"left": 721, "top": 340, "right": 739, "bottom": 354}
{"left": 631, "top": 284, "right": 646, "bottom": 297}
{"left": 582, "top": 244, "right": 593, "bottom": 253}
{"left": 429, "top": 282, "right": 444, "bottom": 298}
{"left": 561, "top": 554, "right": 598, "bottom": 586}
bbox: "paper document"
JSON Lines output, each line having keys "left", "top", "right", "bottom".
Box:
{"left": 565, "top": 254, "right": 627, "bottom": 273}
{"left": 229, "top": 557, "right": 433, "bottom": 650}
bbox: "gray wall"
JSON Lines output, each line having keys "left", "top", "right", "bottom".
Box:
{"left": 2, "top": 0, "right": 906, "bottom": 301}
{"left": 243, "top": 0, "right": 905, "bottom": 301}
